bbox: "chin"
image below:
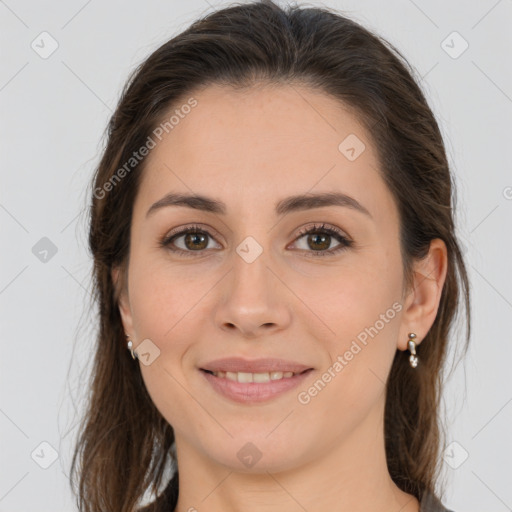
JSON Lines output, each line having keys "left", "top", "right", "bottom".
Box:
{"left": 202, "top": 435, "right": 310, "bottom": 474}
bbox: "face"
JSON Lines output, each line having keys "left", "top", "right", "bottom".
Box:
{"left": 116, "top": 83, "right": 413, "bottom": 473}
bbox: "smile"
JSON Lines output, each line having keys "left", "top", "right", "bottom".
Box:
{"left": 200, "top": 368, "right": 314, "bottom": 403}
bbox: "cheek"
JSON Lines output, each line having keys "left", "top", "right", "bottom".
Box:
{"left": 127, "top": 250, "right": 207, "bottom": 338}
{"left": 296, "top": 255, "right": 403, "bottom": 393}
{"left": 292, "top": 251, "right": 402, "bottom": 338}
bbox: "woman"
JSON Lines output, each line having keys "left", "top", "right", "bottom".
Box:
{"left": 70, "top": 1, "right": 471, "bottom": 511}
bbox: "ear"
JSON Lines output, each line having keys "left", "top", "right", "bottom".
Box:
{"left": 112, "top": 265, "right": 135, "bottom": 338}
{"left": 397, "top": 238, "right": 448, "bottom": 350}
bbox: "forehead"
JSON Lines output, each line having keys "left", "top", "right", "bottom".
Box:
{"left": 135, "top": 83, "right": 396, "bottom": 224}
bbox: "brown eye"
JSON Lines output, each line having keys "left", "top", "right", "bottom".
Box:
{"left": 182, "top": 232, "right": 209, "bottom": 251}
{"left": 292, "top": 223, "right": 353, "bottom": 257}
{"left": 160, "top": 225, "right": 221, "bottom": 256}
{"left": 305, "top": 233, "right": 331, "bottom": 251}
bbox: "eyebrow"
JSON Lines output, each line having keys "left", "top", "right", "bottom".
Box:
{"left": 146, "top": 191, "right": 372, "bottom": 219}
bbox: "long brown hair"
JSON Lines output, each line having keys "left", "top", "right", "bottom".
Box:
{"left": 69, "top": 1, "right": 471, "bottom": 510}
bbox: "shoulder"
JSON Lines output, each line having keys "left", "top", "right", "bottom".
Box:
{"left": 420, "top": 490, "right": 455, "bottom": 512}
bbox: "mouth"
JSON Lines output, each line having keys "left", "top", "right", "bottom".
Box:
{"left": 199, "top": 367, "right": 314, "bottom": 404}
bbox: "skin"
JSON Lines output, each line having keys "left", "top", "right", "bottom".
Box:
{"left": 113, "top": 83, "right": 447, "bottom": 512}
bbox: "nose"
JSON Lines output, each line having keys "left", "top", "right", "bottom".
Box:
{"left": 214, "top": 250, "right": 292, "bottom": 339}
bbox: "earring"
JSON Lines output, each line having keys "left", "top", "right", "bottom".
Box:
{"left": 407, "top": 332, "right": 418, "bottom": 368}
{"left": 126, "top": 333, "right": 137, "bottom": 360}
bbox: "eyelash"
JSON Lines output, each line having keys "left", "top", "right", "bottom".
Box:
{"left": 159, "top": 222, "right": 353, "bottom": 258}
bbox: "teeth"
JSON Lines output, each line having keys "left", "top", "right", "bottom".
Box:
{"left": 211, "top": 370, "right": 297, "bottom": 382}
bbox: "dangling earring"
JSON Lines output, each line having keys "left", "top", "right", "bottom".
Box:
{"left": 407, "top": 332, "right": 418, "bottom": 368}
{"left": 126, "top": 333, "right": 137, "bottom": 360}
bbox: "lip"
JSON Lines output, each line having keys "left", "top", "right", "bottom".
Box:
{"left": 200, "top": 357, "right": 313, "bottom": 374}
{"left": 200, "top": 367, "right": 314, "bottom": 404}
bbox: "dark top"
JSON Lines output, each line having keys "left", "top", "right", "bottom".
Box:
{"left": 420, "top": 490, "right": 454, "bottom": 512}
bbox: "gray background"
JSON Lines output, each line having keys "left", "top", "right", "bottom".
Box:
{"left": 1, "top": 0, "right": 511, "bottom": 511}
